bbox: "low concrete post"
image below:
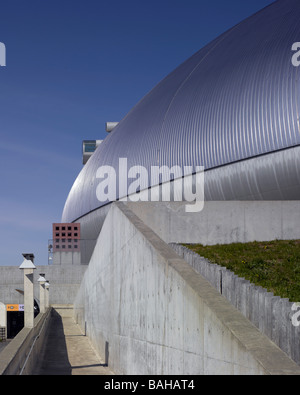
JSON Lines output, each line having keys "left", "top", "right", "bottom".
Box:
{"left": 45, "top": 281, "right": 50, "bottom": 308}
{"left": 0, "top": 302, "right": 6, "bottom": 340}
{"left": 19, "top": 258, "right": 36, "bottom": 328}
{"left": 37, "top": 274, "right": 46, "bottom": 314}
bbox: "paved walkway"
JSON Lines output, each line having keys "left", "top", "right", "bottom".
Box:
{"left": 33, "top": 312, "right": 114, "bottom": 375}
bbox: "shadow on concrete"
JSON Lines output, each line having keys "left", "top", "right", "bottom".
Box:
{"left": 33, "top": 310, "right": 72, "bottom": 375}
{"left": 71, "top": 363, "right": 108, "bottom": 369}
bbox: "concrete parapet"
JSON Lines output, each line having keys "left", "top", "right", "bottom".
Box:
{"left": 0, "top": 308, "right": 51, "bottom": 375}
{"left": 170, "top": 243, "right": 300, "bottom": 367}
{"left": 74, "top": 202, "right": 300, "bottom": 375}
{"left": 126, "top": 201, "right": 300, "bottom": 245}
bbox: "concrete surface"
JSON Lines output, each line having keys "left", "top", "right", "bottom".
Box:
{"left": 171, "top": 243, "right": 300, "bottom": 366}
{"left": 74, "top": 202, "right": 300, "bottom": 375}
{"left": 0, "top": 309, "right": 52, "bottom": 375}
{"left": 0, "top": 265, "right": 87, "bottom": 306}
{"left": 0, "top": 303, "right": 6, "bottom": 329}
{"left": 33, "top": 310, "right": 114, "bottom": 375}
{"left": 0, "top": 341, "right": 10, "bottom": 354}
{"left": 126, "top": 201, "right": 300, "bottom": 245}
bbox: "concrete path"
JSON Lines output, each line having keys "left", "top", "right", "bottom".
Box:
{"left": 33, "top": 311, "right": 114, "bottom": 375}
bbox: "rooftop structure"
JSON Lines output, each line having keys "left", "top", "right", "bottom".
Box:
{"left": 82, "top": 140, "right": 103, "bottom": 165}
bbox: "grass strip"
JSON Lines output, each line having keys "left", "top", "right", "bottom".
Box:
{"left": 183, "top": 240, "right": 300, "bottom": 302}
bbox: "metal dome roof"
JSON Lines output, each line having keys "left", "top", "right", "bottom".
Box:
{"left": 62, "top": 0, "right": 300, "bottom": 223}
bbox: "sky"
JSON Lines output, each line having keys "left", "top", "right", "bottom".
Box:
{"left": 0, "top": 0, "right": 275, "bottom": 266}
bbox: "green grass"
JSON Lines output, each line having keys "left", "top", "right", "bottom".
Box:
{"left": 183, "top": 240, "right": 300, "bottom": 303}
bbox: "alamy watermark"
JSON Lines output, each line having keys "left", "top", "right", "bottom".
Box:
{"left": 0, "top": 42, "right": 6, "bottom": 66}
{"left": 291, "top": 42, "right": 300, "bottom": 67}
{"left": 95, "top": 158, "right": 205, "bottom": 213}
{"left": 291, "top": 302, "right": 300, "bottom": 327}
{"left": 289, "top": 45, "right": 300, "bottom": 327}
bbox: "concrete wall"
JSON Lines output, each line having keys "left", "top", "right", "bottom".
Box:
{"left": 0, "top": 303, "right": 6, "bottom": 327}
{"left": 171, "top": 243, "right": 300, "bottom": 366}
{"left": 0, "top": 302, "right": 6, "bottom": 340}
{"left": 52, "top": 251, "right": 81, "bottom": 265}
{"left": 126, "top": 201, "right": 300, "bottom": 245}
{"left": 0, "top": 308, "right": 52, "bottom": 375}
{"left": 0, "top": 266, "right": 87, "bottom": 306}
{"left": 74, "top": 202, "right": 300, "bottom": 375}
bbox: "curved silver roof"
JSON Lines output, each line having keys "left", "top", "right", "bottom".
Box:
{"left": 62, "top": 0, "right": 300, "bottom": 223}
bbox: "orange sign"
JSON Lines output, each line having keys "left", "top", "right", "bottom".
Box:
{"left": 6, "top": 304, "right": 24, "bottom": 311}
{"left": 6, "top": 304, "right": 19, "bottom": 311}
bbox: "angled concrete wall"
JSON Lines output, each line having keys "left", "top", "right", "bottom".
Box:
{"left": 0, "top": 309, "right": 52, "bottom": 375}
{"left": 126, "top": 201, "right": 300, "bottom": 245}
{"left": 74, "top": 202, "right": 300, "bottom": 375}
{"left": 171, "top": 243, "right": 300, "bottom": 366}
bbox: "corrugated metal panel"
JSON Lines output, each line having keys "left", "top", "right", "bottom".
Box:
{"left": 62, "top": 0, "right": 300, "bottom": 223}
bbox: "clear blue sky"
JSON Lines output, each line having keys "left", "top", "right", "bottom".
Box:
{"left": 0, "top": 0, "right": 275, "bottom": 266}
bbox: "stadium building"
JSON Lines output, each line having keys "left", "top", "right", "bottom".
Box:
{"left": 62, "top": 0, "right": 300, "bottom": 244}
{"left": 1, "top": 0, "right": 300, "bottom": 374}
